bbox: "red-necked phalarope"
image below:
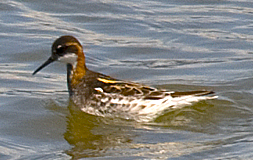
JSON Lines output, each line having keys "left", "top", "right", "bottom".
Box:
{"left": 33, "top": 35, "right": 217, "bottom": 122}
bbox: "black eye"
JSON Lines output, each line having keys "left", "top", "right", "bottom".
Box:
{"left": 56, "top": 45, "right": 68, "bottom": 55}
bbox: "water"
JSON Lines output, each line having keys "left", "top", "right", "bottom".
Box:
{"left": 1, "top": 0, "right": 253, "bottom": 159}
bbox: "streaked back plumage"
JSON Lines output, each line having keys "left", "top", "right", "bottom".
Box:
{"left": 70, "top": 69, "right": 217, "bottom": 122}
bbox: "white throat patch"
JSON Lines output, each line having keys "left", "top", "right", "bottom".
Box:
{"left": 58, "top": 53, "right": 78, "bottom": 65}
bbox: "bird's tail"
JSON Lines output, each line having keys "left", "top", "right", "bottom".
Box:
{"left": 171, "top": 90, "right": 215, "bottom": 98}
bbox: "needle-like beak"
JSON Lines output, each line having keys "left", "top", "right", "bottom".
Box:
{"left": 32, "top": 57, "right": 56, "bottom": 75}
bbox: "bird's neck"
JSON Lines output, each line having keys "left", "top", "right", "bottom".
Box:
{"left": 67, "top": 64, "right": 73, "bottom": 96}
{"left": 67, "top": 52, "right": 87, "bottom": 95}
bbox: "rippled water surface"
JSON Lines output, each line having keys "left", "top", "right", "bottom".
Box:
{"left": 1, "top": 0, "right": 253, "bottom": 159}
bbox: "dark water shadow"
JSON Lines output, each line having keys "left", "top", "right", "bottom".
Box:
{"left": 64, "top": 101, "right": 136, "bottom": 159}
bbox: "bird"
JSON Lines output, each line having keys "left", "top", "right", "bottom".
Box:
{"left": 33, "top": 35, "right": 217, "bottom": 122}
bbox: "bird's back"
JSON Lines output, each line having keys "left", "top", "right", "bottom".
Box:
{"left": 69, "top": 69, "right": 216, "bottom": 122}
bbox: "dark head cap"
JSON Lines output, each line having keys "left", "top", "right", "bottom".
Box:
{"left": 33, "top": 35, "right": 83, "bottom": 75}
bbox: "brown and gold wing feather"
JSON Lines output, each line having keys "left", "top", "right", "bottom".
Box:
{"left": 96, "top": 76, "right": 158, "bottom": 97}
{"left": 96, "top": 74, "right": 215, "bottom": 100}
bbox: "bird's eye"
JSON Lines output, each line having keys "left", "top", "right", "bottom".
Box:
{"left": 56, "top": 45, "right": 68, "bottom": 55}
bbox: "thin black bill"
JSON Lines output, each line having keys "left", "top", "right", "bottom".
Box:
{"left": 32, "top": 57, "right": 55, "bottom": 75}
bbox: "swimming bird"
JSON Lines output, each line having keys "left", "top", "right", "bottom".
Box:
{"left": 33, "top": 35, "right": 217, "bottom": 122}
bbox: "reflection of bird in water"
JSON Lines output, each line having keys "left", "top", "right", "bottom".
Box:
{"left": 64, "top": 104, "right": 133, "bottom": 158}
{"left": 33, "top": 35, "right": 217, "bottom": 122}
